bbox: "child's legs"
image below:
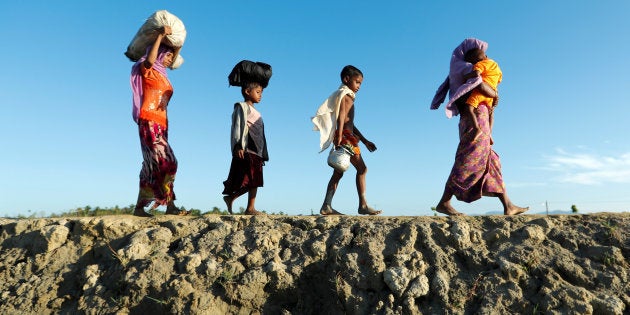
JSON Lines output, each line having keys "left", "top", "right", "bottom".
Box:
{"left": 246, "top": 187, "right": 258, "bottom": 211}
{"left": 322, "top": 170, "right": 344, "bottom": 207}
{"left": 350, "top": 153, "right": 368, "bottom": 208}
{"left": 230, "top": 187, "right": 249, "bottom": 199}
{"left": 223, "top": 187, "right": 248, "bottom": 214}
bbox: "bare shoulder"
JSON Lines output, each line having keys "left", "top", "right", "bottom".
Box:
{"left": 341, "top": 94, "right": 355, "bottom": 106}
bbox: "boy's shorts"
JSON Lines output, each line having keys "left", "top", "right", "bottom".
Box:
{"left": 338, "top": 129, "right": 360, "bottom": 155}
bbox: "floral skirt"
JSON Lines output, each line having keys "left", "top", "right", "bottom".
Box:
{"left": 137, "top": 119, "right": 177, "bottom": 207}
{"left": 446, "top": 105, "right": 505, "bottom": 203}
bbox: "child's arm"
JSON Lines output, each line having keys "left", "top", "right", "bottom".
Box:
{"left": 353, "top": 126, "right": 377, "bottom": 152}
{"left": 463, "top": 69, "right": 481, "bottom": 81}
{"left": 231, "top": 105, "right": 246, "bottom": 159}
{"left": 476, "top": 82, "right": 497, "bottom": 98}
{"left": 467, "top": 64, "right": 497, "bottom": 99}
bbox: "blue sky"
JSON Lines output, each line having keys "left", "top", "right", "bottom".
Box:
{"left": 1, "top": 1, "right": 629, "bottom": 217}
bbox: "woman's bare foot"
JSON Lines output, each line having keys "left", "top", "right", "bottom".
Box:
{"left": 358, "top": 205, "right": 382, "bottom": 216}
{"left": 435, "top": 202, "right": 464, "bottom": 216}
{"left": 133, "top": 208, "right": 154, "bottom": 217}
{"left": 320, "top": 205, "right": 344, "bottom": 215}
{"left": 504, "top": 204, "right": 529, "bottom": 215}
{"left": 165, "top": 205, "right": 190, "bottom": 216}
{"left": 244, "top": 209, "right": 264, "bottom": 215}
{"left": 223, "top": 195, "right": 234, "bottom": 214}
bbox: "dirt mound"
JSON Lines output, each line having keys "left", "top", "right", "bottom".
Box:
{"left": 0, "top": 213, "right": 628, "bottom": 314}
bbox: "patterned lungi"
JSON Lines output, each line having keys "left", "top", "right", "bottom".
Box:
{"left": 446, "top": 104, "right": 505, "bottom": 202}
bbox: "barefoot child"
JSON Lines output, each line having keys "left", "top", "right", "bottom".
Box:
{"left": 222, "top": 61, "right": 272, "bottom": 215}
{"left": 312, "top": 65, "right": 382, "bottom": 216}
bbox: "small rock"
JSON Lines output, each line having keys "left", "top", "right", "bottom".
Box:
{"left": 383, "top": 267, "right": 410, "bottom": 297}
{"left": 405, "top": 275, "right": 430, "bottom": 298}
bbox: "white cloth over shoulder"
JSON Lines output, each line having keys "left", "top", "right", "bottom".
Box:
{"left": 311, "top": 84, "right": 355, "bottom": 152}
{"left": 125, "top": 10, "right": 186, "bottom": 69}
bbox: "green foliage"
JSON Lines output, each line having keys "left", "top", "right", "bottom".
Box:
{"left": 49, "top": 205, "right": 136, "bottom": 218}
{"left": 203, "top": 207, "right": 230, "bottom": 215}
{"left": 601, "top": 253, "right": 617, "bottom": 267}
{"left": 16, "top": 210, "right": 47, "bottom": 219}
{"left": 216, "top": 266, "right": 237, "bottom": 287}
{"left": 15, "top": 204, "right": 291, "bottom": 218}
{"left": 145, "top": 296, "right": 168, "bottom": 305}
{"left": 571, "top": 204, "right": 579, "bottom": 213}
{"left": 45, "top": 204, "right": 228, "bottom": 218}
{"left": 601, "top": 219, "right": 621, "bottom": 242}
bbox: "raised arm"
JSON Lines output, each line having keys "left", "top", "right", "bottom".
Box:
{"left": 463, "top": 67, "right": 497, "bottom": 99}
{"left": 143, "top": 26, "right": 173, "bottom": 69}
{"left": 463, "top": 69, "right": 480, "bottom": 81}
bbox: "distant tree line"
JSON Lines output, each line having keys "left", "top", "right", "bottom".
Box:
{"left": 12, "top": 205, "right": 287, "bottom": 219}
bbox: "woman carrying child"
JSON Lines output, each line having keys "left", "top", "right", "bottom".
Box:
{"left": 430, "top": 38, "right": 528, "bottom": 216}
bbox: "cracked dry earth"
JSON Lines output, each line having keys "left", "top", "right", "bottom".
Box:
{"left": 0, "top": 213, "right": 628, "bottom": 314}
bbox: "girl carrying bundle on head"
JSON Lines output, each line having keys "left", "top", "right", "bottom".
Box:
{"left": 130, "top": 26, "right": 187, "bottom": 217}
{"left": 222, "top": 61, "right": 272, "bottom": 215}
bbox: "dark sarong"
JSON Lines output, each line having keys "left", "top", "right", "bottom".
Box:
{"left": 446, "top": 104, "right": 505, "bottom": 202}
{"left": 222, "top": 153, "right": 264, "bottom": 195}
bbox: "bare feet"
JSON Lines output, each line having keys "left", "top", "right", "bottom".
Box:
{"left": 244, "top": 209, "right": 264, "bottom": 215}
{"left": 133, "top": 208, "right": 154, "bottom": 217}
{"left": 435, "top": 202, "right": 464, "bottom": 216}
{"left": 223, "top": 195, "right": 234, "bottom": 214}
{"left": 504, "top": 204, "right": 529, "bottom": 215}
{"left": 358, "top": 205, "right": 382, "bottom": 216}
{"left": 165, "top": 206, "right": 190, "bottom": 216}
{"left": 320, "top": 205, "right": 344, "bottom": 215}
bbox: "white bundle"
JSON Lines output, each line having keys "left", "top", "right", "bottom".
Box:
{"left": 125, "top": 10, "right": 186, "bottom": 69}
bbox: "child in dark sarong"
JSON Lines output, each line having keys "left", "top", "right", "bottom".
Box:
{"left": 222, "top": 61, "right": 271, "bottom": 215}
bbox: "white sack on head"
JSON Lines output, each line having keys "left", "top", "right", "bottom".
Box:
{"left": 125, "top": 10, "right": 186, "bottom": 69}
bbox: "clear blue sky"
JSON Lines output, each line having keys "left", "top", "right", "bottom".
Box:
{"left": 2, "top": 1, "right": 629, "bottom": 217}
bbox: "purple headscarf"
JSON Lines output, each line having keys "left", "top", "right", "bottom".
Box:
{"left": 430, "top": 38, "right": 488, "bottom": 118}
{"left": 130, "top": 45, "right": 171, "bottom": 123}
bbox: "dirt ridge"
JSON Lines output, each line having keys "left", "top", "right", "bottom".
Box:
{"left": 0, "top": 213, "right": 628, "bottom": 314}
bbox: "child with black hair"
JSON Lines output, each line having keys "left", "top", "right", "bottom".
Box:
{"left": 312, "top": 65, "right": 382, "bottom": 216}
{"left": 222, "top": 61, "right": 271, "bottom": 215}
